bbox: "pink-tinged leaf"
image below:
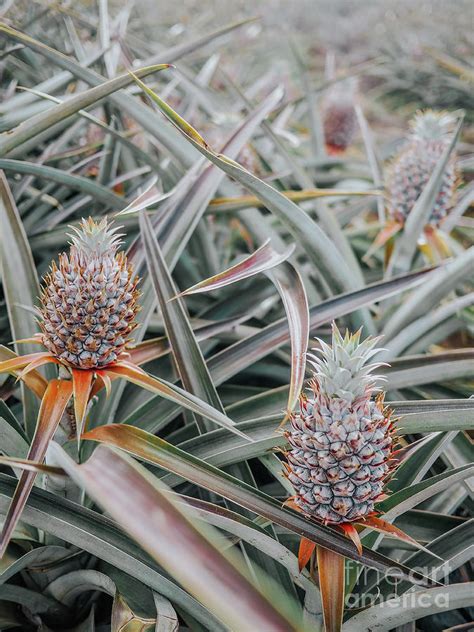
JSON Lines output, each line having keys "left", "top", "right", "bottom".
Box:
{"left": 298, "top": 537, "right": 316, "bottom": 572}
{"left": 175, "top": 240, "right": 295, "bottom": 298}
{"left": 115, "top": 175, "right": 161, "bottom": 217}
{"left": 0, "top": 346, "right": 47, "bottom": 399}
{"left": 362, "top": 515, "right": 441, "bottom": 558}
{"left": 71, "top": 369, "right": 94, "bottom": 446}
{"left": 105, "top": 363, "right": 250, "bottom": 441}
{"left": 80, "top": 424, "right": 435, "bottom": 584}
{"left": 50, "top": 443, "right": 298, "bottom": 632}
{"left": 0, "top": 379, "right": 72, "bottom": 557}
{"left": 266, "top": 262, "right": 309, "bottom": 413}
{"left": 316, "top": 545, "right": 345, "bottom": 632}
{"left": 339, "top": 523, "right": 362, "bottom": 556}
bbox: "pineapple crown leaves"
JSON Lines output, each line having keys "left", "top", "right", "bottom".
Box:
{"left": 67, "top": 217, "right": 125, "bottom": 258}
{"left": 409, "top": 109, "right": 456, "bottom": 142}
{"left": 307, "top": 322, "right": 387, "bottom": 403}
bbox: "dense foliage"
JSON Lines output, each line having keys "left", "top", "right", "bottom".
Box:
{"left": 0, "top": 2, "right": 472, "bottom": 631}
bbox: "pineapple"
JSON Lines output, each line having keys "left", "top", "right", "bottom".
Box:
{"left": 322, "top": 78, "right": 358, "bottom": 155}
{"left": 386, "top": 110, "right": 459, "bottom": 227}
{"left": 285, "top": 324, "right": 393, "bottom": 525}
{"left": 39, "top": 217, "right": 140, "bottom": 370}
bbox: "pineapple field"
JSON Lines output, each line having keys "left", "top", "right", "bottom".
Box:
{"left": 0, "top": 1, "right": 473, "bottom": 631}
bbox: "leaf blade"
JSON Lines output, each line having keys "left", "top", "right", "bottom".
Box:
{"left": 51, "top": 443, "right": 299, "bottom": 632}
{"left": 81, "top": 423, "right": 435, "bottom": 584}
{"left": 0, "top": 379, "right": 72, "bottom": 557}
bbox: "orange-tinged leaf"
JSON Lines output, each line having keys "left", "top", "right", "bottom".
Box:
{"left": 418, "top": 239, "right": 437, "bottom": 265}
{"left": 384, "top": 238, "right": 395, "bottom": 267}
{"left": 339, "top": 523, "right": 362, "bottom": 556}
{"left": 282, "top": 496, "right": 301, "bottom": 512}
{"left": 364, "top": 221, "right": 403, "bottom": 262}
{"left": 0, "top": 352, "right": 53, "bottom": 374}
{"left": 0, "top": 347, "right": 48, "bottom": 399}
{"left": 16, "top": 354, "right": 59, "bottom": 380}
{"left": 424, "top": 226, "right": 451, "bottom": 260}
{"left": 174, "top": 240, "right": 295, "bottom": 298}
{"left": 17, "top": 371, "right": 47, "bottom": 400}
{"left": 362, "top": 515, "right": 441, "bottom": 558}
{"left": 13, "top": 335, "right": 44, "bottom": 345}
{"left": 127, "top": 337, "right": 170, "bottom": 366}
{"left": 72, "top": 369, "right": 94, "bottom": 446}
{"left": 298, "top": 537, "right": 316, "bottom": 572}
{"left": 106, "top": 363, "right": 250, "bottom": 440}
{"left": 317, "top": 545, "right": 345, "bottom": 632}
{"left": 0, "top": 379, "right": 72, "bottom": 558}
{"left": 94, "top": 370, "right": 113, "bottom": 398}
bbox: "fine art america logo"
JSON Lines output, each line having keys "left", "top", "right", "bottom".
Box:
{"left": 345, "top": 561, "right": 453, "bottom": 609}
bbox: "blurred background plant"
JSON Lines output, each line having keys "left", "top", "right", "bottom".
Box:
{"left": 0, "top": 0, "right": 473, "bottom": 630}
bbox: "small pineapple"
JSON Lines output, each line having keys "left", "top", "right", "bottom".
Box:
{"left": 285, "top": 324, "right": 393, "bottom": 525}
{"left": 39, "top": 217, "right": 140, "bottom": 370}
{"left": 322, "top": 78, "right": 358, "bottom": 155}
{"left": 386, "top": 110, "right": 459, "bottom": 227}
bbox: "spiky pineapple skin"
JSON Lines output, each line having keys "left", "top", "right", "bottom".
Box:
{"left": 284, "top": 325, "right": 393, "bottom": 525}
{"left": 286, "top": 388, "right": 392, "bottom": 524}
{"left": 387, "top": 110, "right": 459, "bottom": 227}
{"left": 39, "top": 218, "right": 139, "bottom": 370}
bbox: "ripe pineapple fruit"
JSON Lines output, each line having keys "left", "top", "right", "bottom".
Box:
{"left": 39, "top": 217, "right": 140, "bottom": 369}
{"left": 285, "top": 324, "right": 393, "bottom": 525}
{"left": 322, "top": 78, "right": 358, "bottom": 155}
{"left": 386, "top": 110, "right": 459, "bottom": 227}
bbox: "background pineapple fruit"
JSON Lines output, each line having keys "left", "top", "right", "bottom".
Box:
{"left": 386, "top": 110, "right": 459, "bottom": 227}
{"left": 285, "top": 324, "right": 393, "bottom": 524}
{"left": 39, "top": 217, "right": 140, "bottom": 369}
{"left": 322, "top": 78, "right": 358, "bottom": 154}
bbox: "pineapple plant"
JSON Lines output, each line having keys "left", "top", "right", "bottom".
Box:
{"left": 386, "top": 110, "right": 459, "bottom": 228}
{"left": 321, "top": 78, "right": 358, "bottom": 155}
{"left": 285, "top": 324, "right": 392, "bottom": 526}
{"left": 369, "top": 110, "right": 461, "bottom": 262}
{"left": 0, "top": 5, "right": 472, "bottom": 631}
{"left": 283, "top": 324, "right": 446, "bottom": 632}
{"left": 39, "top": 217, "right": 140, "bottom": 370}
